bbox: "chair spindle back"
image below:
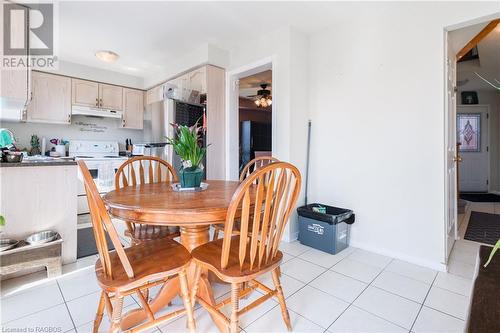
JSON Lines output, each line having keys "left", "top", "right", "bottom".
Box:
{"left": 222, "top": 162, "right": 301, "bottom": 271}
{"left": 240, "top": 156, "right": 280, "bottom": 182}
{"left": 115, "top": 156, "right": 178, "bottom": 189}
{"left": 78, "top": 160, "right": 134, "bottom": 279}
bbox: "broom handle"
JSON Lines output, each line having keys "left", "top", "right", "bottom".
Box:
{"left": 305, "top": 120, "right": 312, "bottom": 206}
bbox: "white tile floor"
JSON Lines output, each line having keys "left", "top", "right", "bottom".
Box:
{"left": 1, "top": 234, "right": 480, "bottom": 333}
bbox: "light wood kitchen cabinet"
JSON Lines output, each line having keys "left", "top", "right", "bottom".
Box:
{"left": 146, "top": 84, "right": 163, "bottom": 105}
{"left": 72, "top": 79, "right": 99, "bottom": 107}
{"left": 99, "top": 83, "right": 123, "bottom": 110}
{"left": 122, "top": 88, "right": 144, "bottom": 129}
{"left": 27, "top": 72, "right": 72, "bottom": 124}
{"left": 1, "top": 70, "right": 29, "bottom": 102}
{"left": 0, "top": 2, "right": 30, "bottom": 121}
{"left": 72, "top": 80, "right": 123, "bottom": 110}
{"left": 187, "top": 66, "right": 207, "bottom": 94}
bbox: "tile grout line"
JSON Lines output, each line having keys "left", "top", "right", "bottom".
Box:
{"left": 240, "top": 245, "right": 320, "bottom": 330}
{"left": 324, "top": 258, "right": 413, "bottom": 332}
{"left": 409, "top": 272, "right": 438, "bottom": 332}
{"left": 56, "top": 279, "right": 78, "bottom": 333}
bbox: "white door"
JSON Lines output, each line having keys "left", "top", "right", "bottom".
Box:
{"left": 445, "top": 41, "right": 458, "bottom": 261}
{"left": 457, "top": 105, "right": 489, "bottom": 192}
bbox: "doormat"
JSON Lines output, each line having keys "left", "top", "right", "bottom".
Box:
{"left": 464, "top": 211, "right": 500, "bottom": 245}
{"left": 460, "top": 193, "right": 500, "bottom": 203}
{"left": 77, "top": 227, "right": 116, "bottom": 258}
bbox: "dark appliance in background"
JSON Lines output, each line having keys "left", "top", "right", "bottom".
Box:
{"left": 240, "top": 120, "right": 272, "bottom": 171}
{"left": 172, "top": 101, "right": 207, "bottom": 178}
{"left": 142, "top": 96, "right": 207, "bottom": 177}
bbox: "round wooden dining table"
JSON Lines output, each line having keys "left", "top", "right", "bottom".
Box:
{"left": 103, "top": 180, "right": 241, "bottom": 332}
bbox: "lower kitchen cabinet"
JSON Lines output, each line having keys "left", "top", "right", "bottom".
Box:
{"left": 27, "top": 71, "right": 72, "bottom": 124}
{"left": 0, "top": 164, "right": 77, "bottom": 264}
{"left": 122, "top": 88, "right": 144, "bottom": 129}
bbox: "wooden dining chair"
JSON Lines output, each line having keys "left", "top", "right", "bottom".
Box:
{"left": 115, "top": 156, "right": 180, "bottom": 245}
{"left": 212, "top": 156, "right": 280, "bottom": 240}
{"left": 78, "top": 161, "right": 196, "bottom": 333}
{"left": 191, "top": 162, "right": 301, "bottom": 333}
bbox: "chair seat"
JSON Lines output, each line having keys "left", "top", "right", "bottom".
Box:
{"left": 192, "top": 236, "right": 283, "bottom": 283}
{"left": 95, "top": 238, "right": 190, "bottom": 292}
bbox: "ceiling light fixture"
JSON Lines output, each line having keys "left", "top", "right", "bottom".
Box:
{"left": 95, "top": 50, "right": 119, "bottom": 63}
{"left": 253, "top": 84, "right": 272, "bottom": 108}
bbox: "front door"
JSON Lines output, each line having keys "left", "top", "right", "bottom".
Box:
{"left": 457, "top": 106, "right": 489, "bottom": 192}
{"left": 445, "top": 43, "right": 458, "bottom": 262}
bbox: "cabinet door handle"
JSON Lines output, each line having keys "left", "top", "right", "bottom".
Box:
{"left": 96, "top": 98, "right": 99, "bottom": 107}
{"left": 68, "top": 114, "right": 71, "bottom": 123}
{"left": 100, "top": 98, "right": 103, "bottom": 107}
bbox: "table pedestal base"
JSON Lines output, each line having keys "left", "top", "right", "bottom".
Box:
{"left": 120, "top": 225, "right": 226, "bottom": 333}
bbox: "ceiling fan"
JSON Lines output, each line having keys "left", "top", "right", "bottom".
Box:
{"left": 248, "top": 83, "right": 272, "bottom": 108}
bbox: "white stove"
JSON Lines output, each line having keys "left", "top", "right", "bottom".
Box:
{"left": 71, "top": 140, "right": 129, "bottom": 225}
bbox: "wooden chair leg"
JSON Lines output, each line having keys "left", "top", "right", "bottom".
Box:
{"left": 271, "top": 268, "right": 292, "bottom": 331}
{"left": 93, "top": 291, "right": 106, "bottom": 333}
{"left": 190, "top": 264, "right": 202, "bottom": 306}
{"left": 179, "top": 269, "right": 196, "bottom": 333}
{"left": 230, "top": 283, "right": 240, "bottom": 333}
{"left": 109, "top": 296, "right": 124, "bottom": 333}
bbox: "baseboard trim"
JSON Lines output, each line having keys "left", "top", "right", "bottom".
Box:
{"left": 349, "top": 240, "right": 447, "bottom": 272}
{"left": 283, "top": 231, "right": 299, "bottom": 243}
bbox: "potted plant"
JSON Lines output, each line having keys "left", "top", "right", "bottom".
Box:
{"left": 167, "top": 121, "right": 207, "bottom": 188}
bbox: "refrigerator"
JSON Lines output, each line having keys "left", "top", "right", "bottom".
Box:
{"left": 142, "top": 97, "right": 206, "bottom": 174}
{"left": 240, "top": 120, "right": 272, "bottom": 171}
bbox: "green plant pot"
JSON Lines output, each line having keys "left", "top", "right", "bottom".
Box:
{"left": 179, "top": 167, "right": 203, "bottom": 188}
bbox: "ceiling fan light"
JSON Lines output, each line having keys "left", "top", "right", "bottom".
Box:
{"left": 254, "top": 99, "right": 260, "bottom": 106}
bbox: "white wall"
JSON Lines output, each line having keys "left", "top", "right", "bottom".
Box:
{"left": 144, "top": 43, "right": 230, "bottom": 89}
{"left": 306, "top": 2, "right": 498, "bottom": 269}
{"left": 228, "top": 26, "right": 309, "bottom": 241}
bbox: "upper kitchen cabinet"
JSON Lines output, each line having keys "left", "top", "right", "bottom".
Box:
{"left": 72, "top": 79, "right": 99, "bottom": 107}
{"left": 0, "top": 3, "right": 30, "bottom": 122}
{"left": 27, "top": 72, "right": 72, "bottom": 124}
{"left": 72, "top": 79, "right": 123, "bottom": 110}
{"left": 188, "top": 66, "right": 207, "bottom": 94}
{"left": 146, "top": 84, "right": 163, "bottom": 105}
{"left": 122, "top": 88, "right": 144, "bottom": 129}
{"left": 99, "top": 84, "right": 123, "bottom": 110}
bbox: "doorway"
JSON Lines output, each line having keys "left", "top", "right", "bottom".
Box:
{"left": 238, "top": 70, "right": 273, "bottom": 173}
{"left": 445, "top": 17, "right": 500, "bottom": 263}
{"left": 226, "top": 59, "right": 274, "bottom": 180}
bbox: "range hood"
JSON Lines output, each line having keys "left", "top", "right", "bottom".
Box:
{"left": 71, "top": 105, "right": 123, "bottom": 119}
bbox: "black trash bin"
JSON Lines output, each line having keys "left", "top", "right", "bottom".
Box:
{"left": 297, "top": 203, "right": 355, "bottom": 255}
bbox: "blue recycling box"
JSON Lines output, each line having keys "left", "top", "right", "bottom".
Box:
{"left": 297, "top": 204, "right": 355, "bottom": 255}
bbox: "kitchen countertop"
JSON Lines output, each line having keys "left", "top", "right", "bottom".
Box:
{"left": 0, "top": 160, "right": 77, "bottom": 167}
